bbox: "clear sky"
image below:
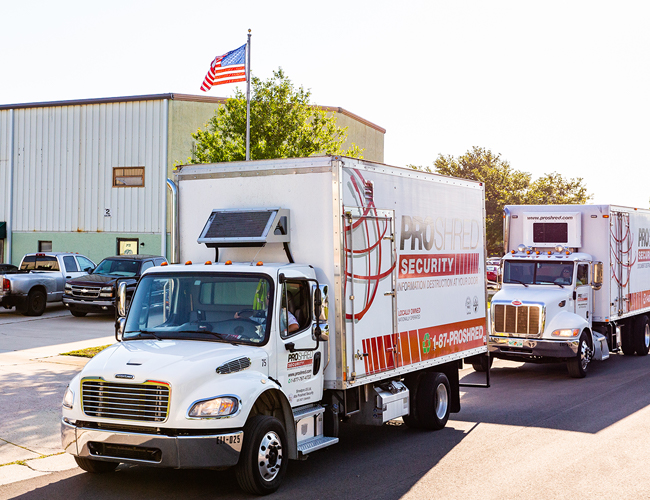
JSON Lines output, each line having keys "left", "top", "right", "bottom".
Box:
{"left": 2, "top": 0, "right": 648, "bottom": 207}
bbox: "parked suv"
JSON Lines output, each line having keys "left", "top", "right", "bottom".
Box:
{"left": 63, "top": 255, "right": 167, "bottom": 317}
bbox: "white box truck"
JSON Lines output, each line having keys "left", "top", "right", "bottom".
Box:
{"left": 489, "top": 204, "right": 650, "bottom": 378}
{"left": 61, "top": 156, "right": 488, "bottom": 494}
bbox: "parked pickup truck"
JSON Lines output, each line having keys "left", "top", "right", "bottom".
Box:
{"left": 1, "top": 253, "right": 96, "bottom": 316}
{"left": 63, "top": 254, "right": 167, "bottom": 317}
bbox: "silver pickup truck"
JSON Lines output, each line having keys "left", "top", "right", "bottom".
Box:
{"left": 1, "top": 252, "right": 96, "bottom": 316}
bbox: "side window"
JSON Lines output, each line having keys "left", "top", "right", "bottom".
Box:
{"left": 155, "top": 258, "right": 167, "bottom": 266}
{"left": 577, "top": 264, "right": 589, "bottom": 286}
{"left": 280, "top": 280, "right": 311, "bottom": 338}
{"left": 76, "top": 256, "right": 95, "bottom": 272}
{"left": 63, "top": 256, "right": 79, "bottom": 273}
{"left": 140, "top": 261, "right": 154, "bottom": 274}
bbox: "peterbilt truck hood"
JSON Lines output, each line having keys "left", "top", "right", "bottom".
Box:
{"left": 83, "top": 340, "right": 269, "bottom": 384}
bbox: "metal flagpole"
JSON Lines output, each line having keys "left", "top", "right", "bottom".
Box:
{"left": 245, "top": 29, "right": 251, "bottom": 161}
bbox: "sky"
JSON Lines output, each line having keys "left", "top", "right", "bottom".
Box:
{"left": 2, "top": 0, "right": 649, "bottom": 207}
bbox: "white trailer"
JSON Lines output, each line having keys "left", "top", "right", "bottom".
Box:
{"left": 61, "top": 156, "right": 488, "bottom": 494}
{"left": 490, "top": 204, "right": 650, "bottom": 378}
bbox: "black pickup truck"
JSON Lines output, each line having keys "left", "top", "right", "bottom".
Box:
{"left": 63, "top": 254, "right": 167, "bottom": 317}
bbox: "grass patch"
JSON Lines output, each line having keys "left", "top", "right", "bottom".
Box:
{"left": 60, "top": 345, "right": 111, "bottom": 358}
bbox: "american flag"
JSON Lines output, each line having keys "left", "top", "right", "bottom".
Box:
{"left": 200, "top": 44, "right": 247, "bottom": 92}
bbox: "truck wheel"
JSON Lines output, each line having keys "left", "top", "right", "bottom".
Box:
{"left": 74, "top": 456, "right": 119, "bottom": 473}
{"left": 621, "top": 321, "right": 636, "bottom": 356}
{"left": 471, "top": 354, "right": 493, "bottom": 372}
{"left": 70, "top": 309, "right": 88, "bottom": 317}
{"left": 633, "top": 315, "right": 650, "bottom": 356}
{"left": 24, "top": 290, "right": 46, "bottom": 316}
{"left": 416, "top": 372, "right": 450, "bottom": 430}
{"left": 402, "top": 372, "right": 423, "bottom": 429}
{"left": 567, "top": 332, "right": 591, "bottom": 378}
{"left": 236, "top": 415, "right": 288, "bottom": 495}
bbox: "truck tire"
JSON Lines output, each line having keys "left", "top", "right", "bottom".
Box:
{"left": 24, "top": 290, "right": 46, "bottom": 316}
{"left": 416, "top": 372, "right": 450, "bottom": 430}
{"left": 70, "top": 309, "right": 88, "bottom": 317}
{"left": 633, "top": 315, "right": 650, "bottom": 356}
{"left": 236, "top": 415, "right": 288, "bottom": 495}
{"left": 567, "top": 332, "right": 591, "bottom": 378}
{"left": 621, "top": 321, "right": 636, "bottom": 356}
{"left": 471, "top": 354, "right": 493, "bottom": 372}
{"left": 74, "top": 456, "right": 119, "bottom": 473}
{"left": 401, "top": 372, "right": 423, "bottom": 429}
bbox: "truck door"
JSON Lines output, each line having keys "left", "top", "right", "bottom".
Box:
{"left": 575, "top": 263, "right": 592, "bottom": 327}
{"left": 276, "top": 278, "right": 324, "bottom": 407}
{"left": 344, "top": 208, "right": 397, "bottom": 381}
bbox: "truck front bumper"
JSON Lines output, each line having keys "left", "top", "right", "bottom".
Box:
{"left": 488, "top": 335, "right": 580, "bottom": 360}
{"left": 62, "top": 297, "right": 115, "bottom": 312}
{"left": 61, "top": 418, "right": 242, "bottom": 468}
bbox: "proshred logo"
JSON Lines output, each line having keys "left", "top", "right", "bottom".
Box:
{"left": 639, "top": 228, "right": 650, "bottom": 262}
{"left": 287, "top": 351, "right": 313, "bottom": 369}
{"left": 400, "top": 215, "right": 480, "bottom": 251}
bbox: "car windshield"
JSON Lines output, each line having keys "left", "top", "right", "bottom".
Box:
{"left": 94, "top": 259, "right": 141, "bottom": 277}
{"left": 124, "top": 273, "right": 274, "bottom": 345}
{"left": 503, "top": 261, "right": 574, "bottom": 285}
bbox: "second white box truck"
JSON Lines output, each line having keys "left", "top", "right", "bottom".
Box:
{"left": 62, "top": 156, "right": 488, "bottom": 494}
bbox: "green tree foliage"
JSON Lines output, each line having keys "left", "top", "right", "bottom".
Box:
{"left": 412, "top": 146, "right": 591, "bottom": 255}
{"left": 189, "top": 68, "right": 363, "bottom": 163}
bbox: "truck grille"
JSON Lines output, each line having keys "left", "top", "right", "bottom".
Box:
{"left": 69, "top": 285, "right": 102, "bottom": 298}
{"left": 493, "top": 303, "right": 543, "bottom": 336}
{"left": 82, "top": 380, "right": 170, "bottom": 422}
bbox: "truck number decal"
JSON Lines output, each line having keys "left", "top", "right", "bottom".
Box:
{"left": 216, "top": 435, "right": 241, "bottom": 446}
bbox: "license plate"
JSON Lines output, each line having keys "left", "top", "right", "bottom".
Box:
{"left": 507, "top": 339, "right": 524, "bottom": 347}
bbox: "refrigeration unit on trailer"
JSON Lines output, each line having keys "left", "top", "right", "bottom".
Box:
{"left": 62, "top": 156, "right": 489, "bottom": 494}
{"left": 490, "top": 204, "right": 650, "bottom": 378}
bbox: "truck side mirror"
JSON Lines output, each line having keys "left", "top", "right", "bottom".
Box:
{"left": 115, "top": 317, "right": 125, "bottom": 342}
{"left": 592, "top": 262, "right": 603, "bottom": 290}
{"left": 117, "top": 281, "right": 127, "bottom": 317}
{"left": 312, "top": 284, "right": 329, "bottom": 342}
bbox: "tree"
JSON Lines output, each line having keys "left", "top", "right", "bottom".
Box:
{"left": 189, "top": 68, "right": 363, "bottom": 163}
{"left": 412, "top": 146, "right": 591, "bottom": 255}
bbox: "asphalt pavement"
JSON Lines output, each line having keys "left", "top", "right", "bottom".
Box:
{"left": 0, "top": 304, "right": 114, "bottom": 487}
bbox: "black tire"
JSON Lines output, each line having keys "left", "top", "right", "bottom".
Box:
{"left": 74, "top": 456, "right": 119, "bottom": 473}
{"left": 567, "top": 332, "right": 591, "bottom": 378}
{"left": 416, "top": 372, "right": 451, "bottom": 430}
{"left": 633, "top": 315, "right": 650, "bottom": 356}
{"left": 236, "top": 415, "right": 288, "bottom": 495}
{"left": 70, "top": 309, "right": 88, "bottom": 317}
{"left": 24, "top": 289, "right": 46, "bottom": 316}
{"left": 621, "top": 321, "right": 636, "bottom": 356}
{"left": 471, "top": 354, "right": 493, "bottom": 372}
{"left": 402, "top": 372, "right": 423, "bottom": 429}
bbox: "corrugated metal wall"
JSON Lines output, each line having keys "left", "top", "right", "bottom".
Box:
{"left": 0, "top": 100, "right": 167, "bottom": 233}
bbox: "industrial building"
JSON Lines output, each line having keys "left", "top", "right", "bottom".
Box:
{"left": 0, "top": 93, "right": 385, "bottom": 265}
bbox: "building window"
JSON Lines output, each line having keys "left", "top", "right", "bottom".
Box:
{"left": 113, "top": 167, "right": 145, "bottom": 187}
{"left": 117, "top": 238, "right": 139, "bottom": 255}
{"left": 38, "top": 241, "right": 53, "bottom": 252}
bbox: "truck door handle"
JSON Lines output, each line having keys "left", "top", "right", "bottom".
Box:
{"left": 384, "top": 291, "right": 395, "bottom": 297}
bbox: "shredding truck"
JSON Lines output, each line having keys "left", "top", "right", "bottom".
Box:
{"left": 489, "top": 204, "right": 650, "bottom": 378}
{"left": 61, "top": 156, "right": 488, "bottom": 494}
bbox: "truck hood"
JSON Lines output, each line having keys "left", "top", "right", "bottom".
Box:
{"left": 67, "top": 274, "right": 121, "bottom": 286}
{"left": 82, "top": 340, "right": 268, "bottom": 384}
{"left": 492, "top": 285, "right": 572, "bottom": 306}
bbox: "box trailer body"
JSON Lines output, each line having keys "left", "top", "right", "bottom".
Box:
{"left": 490, "top": 204, "right": 650, "bottom": 377}
{"left": 62, "top": 156, "right": 488, "bottom": 494}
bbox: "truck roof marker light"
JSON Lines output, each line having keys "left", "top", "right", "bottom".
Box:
{"left": 185, "top": 261, "right": 192, "bottom": 265}
{"left": 526, "top": 250, "right": 531, "bottom": 255}
{"left": 511, "top": 250, "right": 515, "bottom": 254}
{"left": 565, "top": 251, "right": 571, "bottom": 255}
{"left": 535, "top": 251, "right": 540, "bottom": 255}
{"left": 160, "top": 262, "right": 168, "bottom": 266}
{"left": 256, "top": 261, "right": 264, "bottom": 266}
{"left": 205, "top": 261, "right": 212, "bottom": 265}
{"left": 225, "top": 260, "right": 232, "bottom": 265}
{"left": 603, "top": 215, "right": 609, "bottom": 218}
{"left": 547, "top": 251, "right": 552, "bottom": 255}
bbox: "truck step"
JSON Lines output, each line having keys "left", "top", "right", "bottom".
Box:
{"left": 292, "top": 404, "right": 324, "bottom": 421}
{"left": 297, "top": 435, "right": 339, "bottom": 456}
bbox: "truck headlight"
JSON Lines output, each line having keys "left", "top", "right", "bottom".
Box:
{"left": 188, "top": 397, "right": 239, "bottom": 418}
{"left": 64, "top": 284, "right": 72, "bottom": 295}
{"left": 552, "top": 328, "right": 580, "bottom": 337}
{"left": 99, "top": 286, "right": 114, "bottom": 298}
{"left": 62, "top": 385, "right": 75, "bottom": 409}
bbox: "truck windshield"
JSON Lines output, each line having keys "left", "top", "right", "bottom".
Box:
{"left": 124, "top": 273, "right": 273, "bottom": 345}
{"left": 94, "top": 259, "right": 140, "bottom": 277}
{"left": 503, "top": 261, "right": 574, "bottom": 285}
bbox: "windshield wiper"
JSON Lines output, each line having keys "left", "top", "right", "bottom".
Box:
{"left": 127, "top": 330, "right": 163, "bottom": 341}
{"left": 507, "top": 279, "right": 529, "bottom": 287}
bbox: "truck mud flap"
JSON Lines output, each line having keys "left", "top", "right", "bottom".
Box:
{"left": 459, "top": 356, "right": 490, "bottom": 389}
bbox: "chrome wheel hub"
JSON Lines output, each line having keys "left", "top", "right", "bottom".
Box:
{"left": 257, "top": 431, "right": 283, "bottom": 482}
{"left": 435, "top": 383, "right": 449, "bottom": 420}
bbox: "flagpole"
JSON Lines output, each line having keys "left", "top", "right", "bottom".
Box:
{"left": 245, "top": 29, "right": 251, "bottom": 161}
